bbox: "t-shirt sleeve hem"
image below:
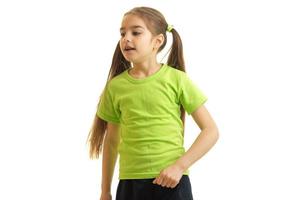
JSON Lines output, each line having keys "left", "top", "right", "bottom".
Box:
{"left": 97, "top": 111, "right": 120, "bottom": 124}
{"left": 186, "top": 97, "right": 208, "bottom": 115}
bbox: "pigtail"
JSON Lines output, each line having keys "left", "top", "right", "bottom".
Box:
{"left": 86, "top": 42, "right": 130, "bottom": 159}
{"left": 167, "top": 28, "right": 187, "bottom": 134}
{"left": 167, "top": 28, "right": 185, "bottom": 72}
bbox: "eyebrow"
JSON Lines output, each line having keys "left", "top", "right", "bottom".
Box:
{"left": 120, "top": 25, "right": 145, "bottom": 31}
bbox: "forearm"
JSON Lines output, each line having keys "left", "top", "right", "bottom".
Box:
{"left": 175, "top": 128, "right": 219, "bottom": 171}
{"left": 101, "top": 135, "right": 119, "bottom": 194}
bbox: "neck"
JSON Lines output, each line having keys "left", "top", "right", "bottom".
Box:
{"left": 130, "top": 60, "right": 162, "bottom": 77}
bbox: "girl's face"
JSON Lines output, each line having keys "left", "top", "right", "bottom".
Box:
{"left": 119, "top": 14, "right": 161, "bottom": 63}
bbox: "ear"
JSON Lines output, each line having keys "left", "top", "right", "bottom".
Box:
{"left": 153, "top": 33, "right": 164, "bottom": 50}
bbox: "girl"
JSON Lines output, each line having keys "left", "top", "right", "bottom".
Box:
{"left": 86, "top": 6, "right": 219, "bottom": 200}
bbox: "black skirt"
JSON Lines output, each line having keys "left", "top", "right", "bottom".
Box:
{"left": 116, "top": 175, "right": 193, "bottom": 200}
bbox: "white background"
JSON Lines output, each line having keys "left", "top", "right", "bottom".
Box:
{"left": 0, "top": 0, "right": 299, "bottom": 199}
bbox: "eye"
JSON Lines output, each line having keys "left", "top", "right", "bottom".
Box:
{"left": 120, "top": 32, "right": 125, "bottom": 37}
{"left": 132, "top": 31, "right": 141, "bottom": 36}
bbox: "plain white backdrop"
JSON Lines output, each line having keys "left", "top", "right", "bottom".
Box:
{"left": 0, "top": 0, "right": 299, "bottom": 199}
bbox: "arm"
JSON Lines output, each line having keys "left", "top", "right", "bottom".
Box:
{"left": 100, "top": 122, "right": 120, "bottom": 200}
{"left": 153, "top": 105, "right": 219, "bottom": 188}
{"left": 175, "top": 105, "right": 219, "bottom": 171}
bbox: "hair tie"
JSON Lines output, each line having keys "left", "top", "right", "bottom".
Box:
{"left": 166, "top": 24, "right": 173, "bottom": 32}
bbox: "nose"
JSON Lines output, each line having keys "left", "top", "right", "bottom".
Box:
{"left": 123, "top": 33, "right": 132, "bottom": 42}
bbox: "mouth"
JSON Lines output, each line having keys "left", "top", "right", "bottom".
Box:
{"left": 124, "top": 46, "right": 136, "bottom": 51}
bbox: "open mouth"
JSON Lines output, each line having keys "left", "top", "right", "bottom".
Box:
{"left": 124, "top": 46, "right": 136, "bottom": 51}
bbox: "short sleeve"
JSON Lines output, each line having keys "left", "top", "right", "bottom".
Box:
{"left": 179, "top": 73, "right": 208, "bottom": 115}
{"left": 96, "top": 84, "right": 121, "bottom": 124}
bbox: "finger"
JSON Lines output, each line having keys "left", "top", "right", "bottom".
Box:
{"left": 161, "top": 177, "right": 169, "bottom": 187}
{"left": 159, "top": 176, "right": 165, "bottom": 185}
{"left": 168, "top": 177, "right": 178, "bottom": 188}
{"left": 170, "top": 180, "right": 178, "bottom": 188}
{"left": 153, "top": 176, "right": 162, "bottom": 185}
{"left": 164, "top": 179, "right": 172, "bottom": 188}
{"left": 152, "top": 178, "right": 157, "bottom": 184}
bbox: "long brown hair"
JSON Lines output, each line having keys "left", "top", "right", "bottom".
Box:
{"left": 86, "top": 6, "right": 187, "bottom": 159}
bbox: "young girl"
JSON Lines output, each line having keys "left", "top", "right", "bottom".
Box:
{"left": 87, "top": 6, "right": 219, "bottom": 200}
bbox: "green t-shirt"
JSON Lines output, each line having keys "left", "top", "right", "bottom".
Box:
{"left": 97, "top": 63, "right": 208, "bottom": 179}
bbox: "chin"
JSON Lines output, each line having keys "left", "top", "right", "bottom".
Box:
{"left": 124, "top": 57, "right": 133, "bottom": 62}
{"left": 124, "top": 56, "right": 139, "bottom": 63}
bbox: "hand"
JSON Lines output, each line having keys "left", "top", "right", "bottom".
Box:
{"left": 100, "top": 193, "right": 112, "bottom": 200}
{"left": 152, "top": 163, "right": 185, "bottom": 188}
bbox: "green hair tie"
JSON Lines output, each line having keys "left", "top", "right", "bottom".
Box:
{"left": 166, "top": 24, "right": 173, "bottom": 32}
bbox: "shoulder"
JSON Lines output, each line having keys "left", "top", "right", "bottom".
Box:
{"left": 165, "top": 64, "right": 188, "bottom": 75}
{"left": 105, "top": 70, "right": 128, "bottom": 90}
{"left": 164, "top": 64, "right": 188, "bottom": 82}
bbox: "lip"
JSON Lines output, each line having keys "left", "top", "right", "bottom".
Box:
{"left": 124, "top": 45, "right": 135, "bottom": 51}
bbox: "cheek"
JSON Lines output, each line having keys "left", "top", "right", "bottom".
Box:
{"left": 140, "top": 39, "right": 153, "bottom": 48}
{"left": 119, "top": 40, "right": 123, "bottom": 49}
{"left": 119, "top": 42, "right": 126, "bottom": 55}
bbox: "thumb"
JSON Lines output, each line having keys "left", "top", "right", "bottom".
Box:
{"left": 153, "top": 178, "right": 157, "bottom": 184}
